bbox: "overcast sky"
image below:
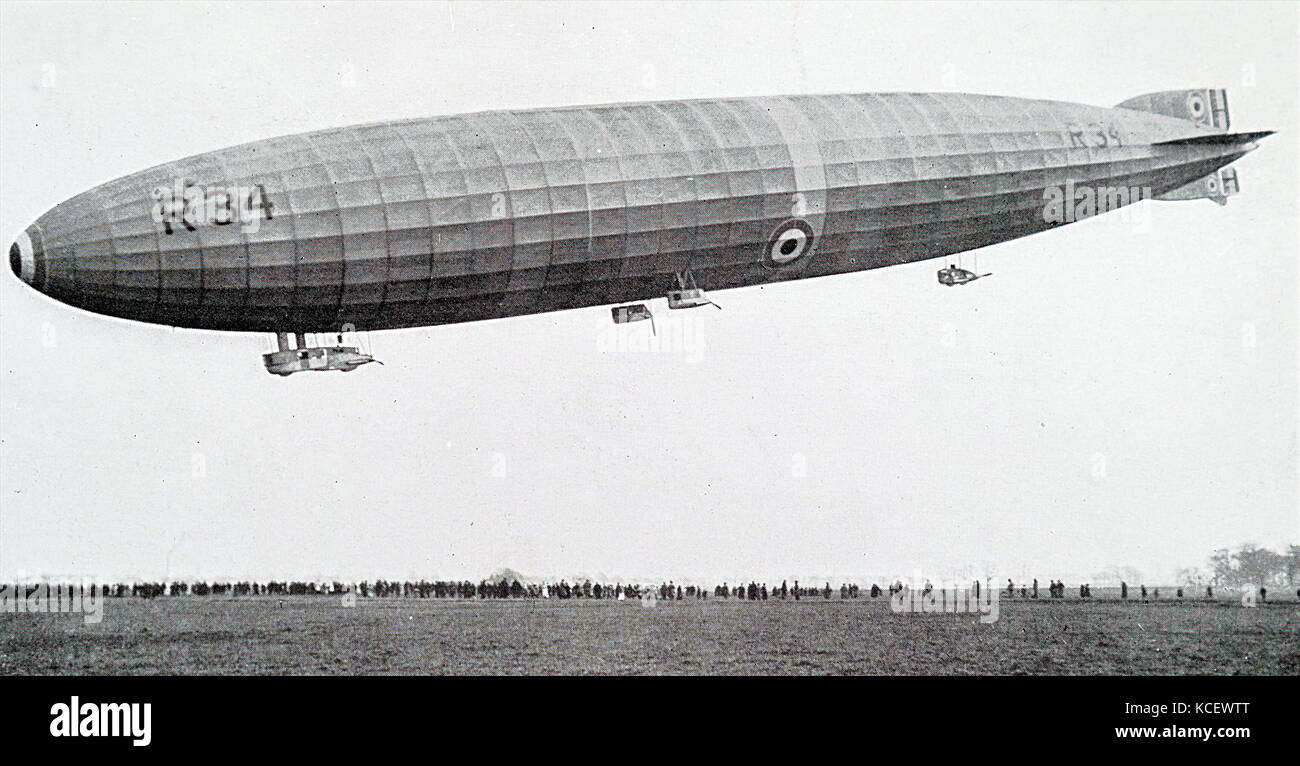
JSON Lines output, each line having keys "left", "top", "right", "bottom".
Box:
{"left": 1, "top": 1, "right": 1295, "bottom": 585}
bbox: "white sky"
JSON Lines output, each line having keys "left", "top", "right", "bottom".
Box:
{"left": 1, "top": 1, "right": 1296, "bottom": 586}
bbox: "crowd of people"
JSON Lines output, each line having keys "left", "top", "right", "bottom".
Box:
{"left": 30, "top": 579, "right": 862, "bottom": 602}
{"left": 5, "top": 578, "right": 1291, "bottom": 602}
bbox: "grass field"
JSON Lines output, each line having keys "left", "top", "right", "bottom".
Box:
{"left": 2, "top": 596, "right": 1296, "bottom": 675}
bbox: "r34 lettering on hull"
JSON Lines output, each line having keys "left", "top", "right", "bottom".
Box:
{"left": 7, "top": 88, "right": 1273, "bottom": 376}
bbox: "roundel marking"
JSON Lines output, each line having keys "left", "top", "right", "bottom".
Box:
{"left": 765, "top": 218, "right": 816, "bottom": 267}
{"left": 1206, "top": 174, "right": 1220, "bottom": 195}
{"left": 1186, "top": 91, "right": 1208, "bottom": 124}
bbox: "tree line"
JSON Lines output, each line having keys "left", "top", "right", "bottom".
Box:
{"left": 1177, "top": 543, "right": 1299, "bottom": 589}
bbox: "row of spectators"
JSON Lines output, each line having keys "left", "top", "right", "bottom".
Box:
{"left": 10, "top": 580, "right": 856, "bottom": 601}
{"left": 5, "top": 579, "right": 1292, "bottom": 601}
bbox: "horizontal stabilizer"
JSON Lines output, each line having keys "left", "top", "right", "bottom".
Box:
{"left": 1154, "top": 130, "right": 1274, "bottom": 146}
{"left": 1117, "top": 88, "right": 1230, "bottom": 129}
{"left": 1155, "top": 167, "right": 1240, "bottom": 206}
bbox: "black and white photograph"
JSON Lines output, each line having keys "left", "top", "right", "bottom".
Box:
{"left": 0, "top": 0, "right": 1295, "bottom": 749}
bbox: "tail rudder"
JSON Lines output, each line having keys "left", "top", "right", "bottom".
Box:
{"left": 1155, "top": 166, "right": 1240, "bottom": 206}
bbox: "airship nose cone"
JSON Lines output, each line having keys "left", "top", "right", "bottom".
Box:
{"left": 9, "top": 228, "right": 41, "bottom": 288}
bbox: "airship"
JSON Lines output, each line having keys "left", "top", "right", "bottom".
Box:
{"left": 8, "top": 88, "right": 1271, "bottom": 375}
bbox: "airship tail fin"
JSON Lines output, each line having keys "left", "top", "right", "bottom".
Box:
{"left": 1154, "top": 166, "right": 1240, "bottom": 206}
{"left": 1116, "top": 88, "right": 1230, "bottom": 130}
